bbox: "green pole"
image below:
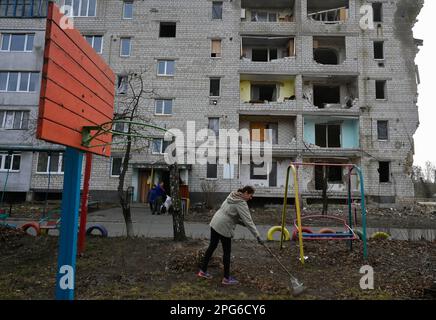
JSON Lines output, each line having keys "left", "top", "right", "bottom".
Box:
{"left": 1, "top": 166, "right": 11, "bottom": 207}
{"left": 353, "top": 165, "right": 367, "bottom": 260}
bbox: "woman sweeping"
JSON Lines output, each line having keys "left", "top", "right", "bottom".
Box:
{"left": 197, "top": 186, "right": 263, "bottom": 285}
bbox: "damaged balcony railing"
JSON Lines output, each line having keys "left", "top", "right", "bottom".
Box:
{"left": 308, "top": 6, "right": 348, "bottom": 23}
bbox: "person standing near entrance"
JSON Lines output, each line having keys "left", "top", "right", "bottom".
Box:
{"left": 197, "top": 186, "right": 263, "bottom": 285}
{"left": 149, "top": 181, "right": 166, "bottom": 215}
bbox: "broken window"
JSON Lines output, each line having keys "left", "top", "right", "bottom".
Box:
{"left": 113, "top": 115, "right": 127, "bottom": 133}
{"left": 212, "top": 2, "right": 222, "bottom": 20}
{"left": 269, "top": 161, "right": 277, "bottom": 187}
{"left": 111, "top": 157, "right": 123, "bottom": 176}
{"left": 329, "top": 166, "right": 343, "bottom": 182}
{"left": 251, "top": 48, "right": 278, "bottom": 62}
{"left": 250, "top": 161, "right": 267, "bottom": 180}
{"left": 251, "top": 84, "right": 276, "bottom": 102}
{"left": 315, "top": 124, "right": 341, "bottom": 148}
{"left": 313, "top": 36, "right": 345, "bottom": 64}
{"left": 315, "top": 165, "right": 343, "bottom": 190}
{"left": 250, "top": 122, "right": 266, "bottom": 142}
{"left": 266, "top": 123, "right": 278, "bottom": 144}
{"left": 207, "top": 160, "right": 218, "bottom": 179}
{"left": 377, "top": 120, "right": 388, "bottom": 140}
{"left": 210, "top": 78, "right": 220, "bottom": 96}
{"left": 313, "top": 85, "right": 340, "bottom": 108}
{"left": 374, "top": 41, "right": 384, "bottom": 60}
{"left": 307, "top": 0, "right": 349, "bottom": 23}
{"left": 117, "top": 75, "right": 128, "bottom": 94}
{"left": 252, "top": 49, "right": 268, "bottom": 62}
{"left": 211, "top": 39, "right": 221, "bottom": 57}
{"left": 372, "top": 3, "right": 382, "bottom": 23}
{"left": 314, "top": 48, "right": 338, "bottom": 65}
{"left": 251, "top": 11, "right": 277, "bottom": 22}
{"left": 375, "top": 80, "right": 386, "bottom": 100}
{"left": 378, "top": 161, "right": 390, "bottom": 182}
{"left": 208, "top": 117, "right": 220, "bottom": 136}
{"left": 249, "top": 122, "right": 277, "bottom": 143}
{"left": 159, "top": 22, "right": 176, "bottom": 38}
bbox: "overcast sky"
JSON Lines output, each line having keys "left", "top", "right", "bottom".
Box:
{"left": 412, "top": 1, "right": 435, "bottom": 168}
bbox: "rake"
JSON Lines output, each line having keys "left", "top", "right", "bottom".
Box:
{"left": 260, "top": 242, "right": 306, "bottom": 297}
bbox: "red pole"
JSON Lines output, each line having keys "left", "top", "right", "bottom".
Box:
{"left": 78, "top": 152, "right": 92, "bottom": 255}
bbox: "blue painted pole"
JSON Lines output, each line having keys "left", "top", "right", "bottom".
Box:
{"left": 55, "top": 147, "right": 83, "bottom": 300}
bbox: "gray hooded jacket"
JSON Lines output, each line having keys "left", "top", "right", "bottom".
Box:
{"left": 210, "top": 191, "right": 260, "bottom": 239}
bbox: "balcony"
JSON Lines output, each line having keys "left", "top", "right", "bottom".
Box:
{"left": 303, "top": 115, "right": 360, "bottom": 156}
{"left": 239, "top": 158, "right": 297, "bottom": 194}
{"left": 307, "top": 0, "right": 349, "bottom": 24}
{"left": 240, "top": 0, "right": 296, "bottom": 35}
{"left": 239, "top": 115, "right": 298, "bottom": 157}
{"left": 302, "top": 75, "right": 359, "bottom": 112}
{"left": 303, "top": 0, "right": 358, "bottom": 33}
{"left": 306, "top": 36, "right": 358, "bottom": 73}
{"left": 239, "top": 74, "right": 297, "bottom": 114}
{"left": 298, "top": 158, "right": 362, "bottom": 196}
{"left": 240, "top": 36, "right": 298, "bottom": 74}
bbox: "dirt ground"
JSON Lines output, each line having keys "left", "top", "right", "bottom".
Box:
{"left": 0, "top": 225, "right": 434, "bottom": 300}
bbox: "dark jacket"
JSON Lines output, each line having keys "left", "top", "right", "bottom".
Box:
{"left": 149, "top": 184, "right": 166, "bottom": 202}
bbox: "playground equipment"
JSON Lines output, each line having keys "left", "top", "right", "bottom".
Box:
{"left": 37, "top": 3, "right": 116, "bottom": 300}
{"left": 21, "top": 209, "right": 61, "bottom": 236}
{"left": 86, "top": 224, "right": 108, "bottom": 237}
{"left": 267, "top": 225, "right": 291, "bottom": 241}
{"left": 269, "top": 162, "right": 367, "bottom": 265}
{"left": 371, "top": 231, "right": 390, "bottom": 240}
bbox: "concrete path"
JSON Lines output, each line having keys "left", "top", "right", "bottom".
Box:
{"left": 5, "top": 205, "right": 436, "bottom": 241}
{"left": 6, "top": 205, "right": 269, "bottom": 240}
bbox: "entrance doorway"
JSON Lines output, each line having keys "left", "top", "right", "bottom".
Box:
{"left": 138, "top": 169, "right": 171, "bottom": 203}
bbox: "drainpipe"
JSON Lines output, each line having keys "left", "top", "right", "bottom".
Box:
{"left": 108, "top": 35, "right": 113, "bottom": 66}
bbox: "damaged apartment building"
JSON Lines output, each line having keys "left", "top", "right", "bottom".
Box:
{"left": 0, "top": 0, "right": 423, "bottom": 206}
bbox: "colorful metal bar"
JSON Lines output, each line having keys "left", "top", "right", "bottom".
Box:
{"left": 55, "top": 147, "right": 83, "bottom": 300}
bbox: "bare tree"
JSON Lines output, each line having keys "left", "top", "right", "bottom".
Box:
{"left": 114, "top": 71, "right": 162, "bottom": 237}
{"left": 322, "top": 166, "right": 328, "bottom": 215}
{"left": 423, "top": 161, "right": 435, "bottom": 183}
{"left": 412, "top": 165, "right": 424, "bottom": 182}
{"left": 169, "top": 163, "right": 187, "bottom": 241}
{"left": 201, "top": 180, "right": 218, "bottom": 209}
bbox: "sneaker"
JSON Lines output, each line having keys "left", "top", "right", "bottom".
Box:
{"left": 197, "top": 270, "right": 213, "bottom": 279}
{"left": 222, "top": 276, "right": 239, "bottom": 285}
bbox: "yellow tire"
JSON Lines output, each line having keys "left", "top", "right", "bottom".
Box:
{"left": 267, "top": 226, "right": 291, "bottom": 241}
{"left": 370, "top": 231, "right": 390, "bottom": 240}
